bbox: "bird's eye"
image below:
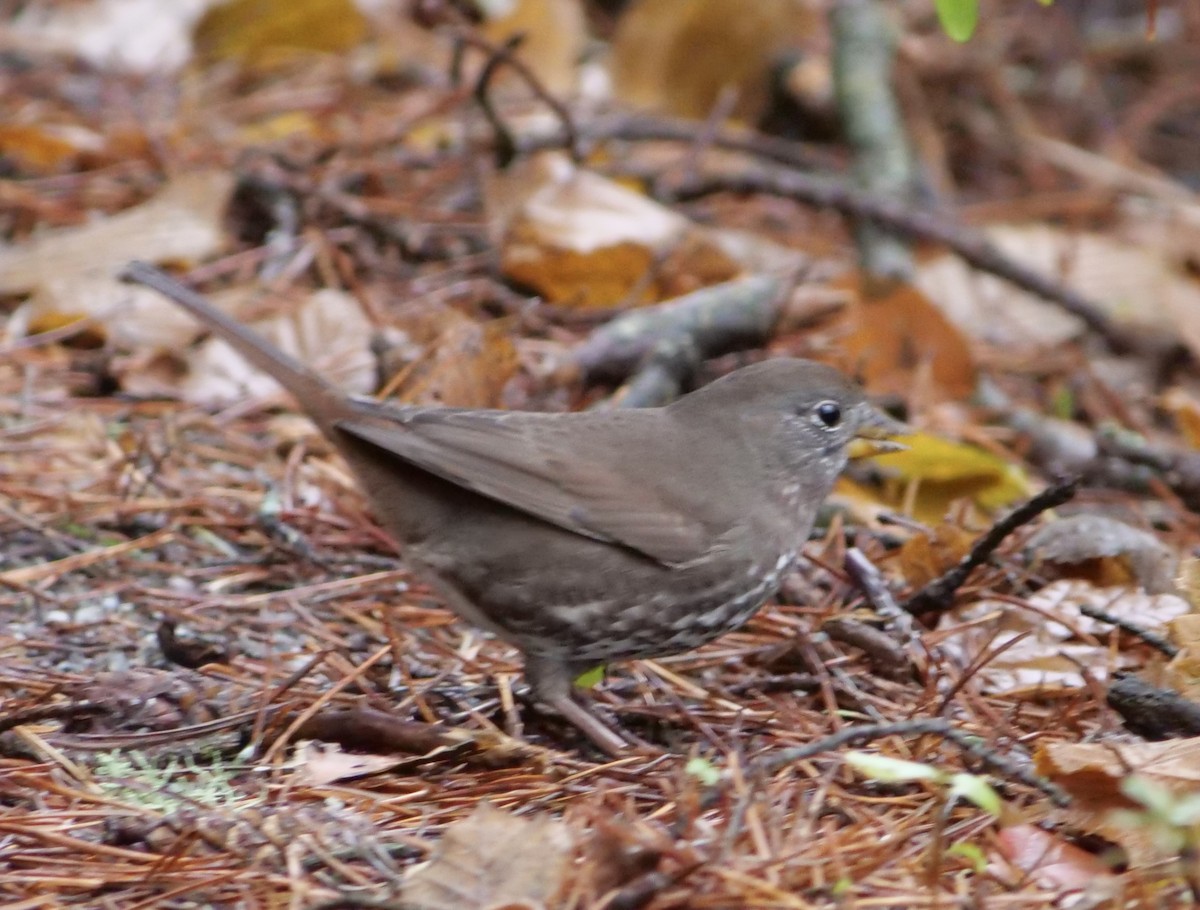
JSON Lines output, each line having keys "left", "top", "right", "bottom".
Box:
{"left": 814, "top": 401, "right": 842, "bottom": 428}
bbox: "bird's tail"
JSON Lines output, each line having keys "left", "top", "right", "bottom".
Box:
{"left": 122, "top": 261, "right": 350, "bottom": 433}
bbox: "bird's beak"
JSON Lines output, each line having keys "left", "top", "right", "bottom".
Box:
{"left": 847, "top": 407, "right": 909, "bottom": 459}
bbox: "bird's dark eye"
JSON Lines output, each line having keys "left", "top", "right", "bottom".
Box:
{"left": 814, "top": 401, "right": 842, "bottom": 428}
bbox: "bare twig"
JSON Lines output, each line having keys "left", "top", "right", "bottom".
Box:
{"left": 830, "top": 0, "right": 916, "bottom": 280}
{"left": 902, "top": 478, "right": 1078, "bottom": 617}
{"left": 669, "top": 171, "right": 1168, "bottom": 357}
{"left": 452, "top": 28, "right": 582, "bottom": 165}
{"left": 751, "top": 717, "right": 1070, "bottom": 806}
{"left": 1079, "top": 605, "right": 1178, "bottom": 657}
{"left": 1107, "top": 674, "right": 1200, "bottom": 740}
{"left": 516, "top": 112, "right": 838, "bottom": 172}
{"left": 573, "top": 274, "right": 786, "bottom": 388}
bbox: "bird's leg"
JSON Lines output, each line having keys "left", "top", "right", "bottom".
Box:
{"left": 523, "top": 654, "right": 628, "bottom": 756}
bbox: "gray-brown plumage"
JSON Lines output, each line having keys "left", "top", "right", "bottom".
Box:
{"left": 125, "top": 261, "right": 903, "bottom": 754}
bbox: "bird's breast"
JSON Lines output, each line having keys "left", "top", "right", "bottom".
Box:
{"left": 512, "top": 548, "right": 799, "bottom": 663}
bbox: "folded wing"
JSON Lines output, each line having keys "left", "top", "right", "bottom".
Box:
{"left": 336, "top": 406, "right": 713, "bottom": 566}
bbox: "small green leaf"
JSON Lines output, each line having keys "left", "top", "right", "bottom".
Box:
{"left": 685, "top": 756, "right": 722, "bottom": 787}
{"left": 1035, "top": 0, "right": 1055, "bottom": 5}
{"left": 947, "top": 773, "right": 1002, "bottom": 816}
{"left": 1120, "top": 776, "right": 1175, "bottom": 817}
{"left": 845, "top": 752, "right": 942, "bottom": 783}
{"left": 1051, "top": 386, "right": 1075, "bottom": 419}
{"left": 260, "top": 486, "right": 283, "bottom": 517}
{"left": 574, "top": 665, "right": 605, "bottom": 688}
{"left": 935, "top": 0, "right": 979, "bottom": 42}
{"left": 1165, "top": 793, "right": 1200, "bottom": 827}
{"left": 946, "top": 841, "right": 988, "bottom": 872}
{"left": 831, "top": 876, "right": 854, "bottom": 897}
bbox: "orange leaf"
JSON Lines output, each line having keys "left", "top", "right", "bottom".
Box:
{"left": 833, "top": 276, "right": 976, "bottom": 401}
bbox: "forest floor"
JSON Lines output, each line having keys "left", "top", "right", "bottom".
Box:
{"left": 2, "top": 1, "right": 1200, "bottom": 907}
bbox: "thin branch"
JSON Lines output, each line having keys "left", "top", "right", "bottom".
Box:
{"left": 669, "top": 171, "right": 1170, "bottom": 357}
{"left": 452, "top": 28, "right": 582, "bottom": 165}
{"left": 902, "top": 478, "right": 1078, "bottom": 617}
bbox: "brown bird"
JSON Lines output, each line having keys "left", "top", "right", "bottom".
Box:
{"left": 125, "top": 262, "right": 904, "bottom": 754}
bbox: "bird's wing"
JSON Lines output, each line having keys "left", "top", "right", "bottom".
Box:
{"left": 335, "top": 407, "right": 712, "bottom": 566}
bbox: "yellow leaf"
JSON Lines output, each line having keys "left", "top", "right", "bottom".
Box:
{"left": 194, "top": 0, "right": 367, "bottom": 65}
{"left": 480, "top": 0, "right": 587, "bottom": 96}
{"left": 611, "top": 0, "right": 818, "bottom": 122}
{"left": 237, "top": 111, "right": 322, "bottom": 145}
{"left": 1162, "top": 388, "right": 1200, "bottom": 450}
{"left": 871, "top": 432, "right": 1029, "bottom": 520}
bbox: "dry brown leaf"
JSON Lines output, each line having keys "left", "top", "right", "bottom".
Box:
{"left": 491, "top": 154, "right": 687, "bottom": 250}
{"left": 1027, "top": 515, "right": 1178, "bottom": 595}
{"left": 1032, "top": 739, "right": 1200, "bottom": 835}
{"left": 941, "top": 580, "right": 1189, "bottom": 696}
{"left": 1, "top": 172, "right": 234, "bottom": 350}
{"left": 490, "top": 154, "right": 740, "bottom": 308}
{"left": 1036, "top": 738, "right": 1200, "bottom": 868}
{"left": 385, "top": 311, "right": 519, "bottom": 409}
{"left": 0, "top": 124, "right": 104, "bottom": 174}
{"left": 611, "top": 0, "right": 820, "bottom": 122}
{"left": 401, "top": 803, "right": 572, "bottom": 910}
{"left": 0, "top": 171, "right": 234, "bottom": 297}
{"left": 653, "top": 232, "right": 749, "bottom": 300}
{"left": 178, "top": 289, "right": 375, "bottom": 405}
{"left": 916, "top": 223, "right": 1200, "bottom": 353}
{"left": 832, "top": 276, "right": 976, "bottom": 401}
{"left": 1162, "top": 389, "right": 1200, "bottom": 450}
{"left": 895, "top": 523, "right": 975, "bottom": 588}
{"left": 7, "top": 280, "right": 199, "bottom": 351}
{"left": 292, "top": 741, "right": 406, "bottom": 786}
{"left": 991, "top": 824, "right": 1117, "bottom": 891}
{"left": 1165, "top": 612, "right": 1200, "bottom": 703}
{"left": 1037, "top": 739, "right": 1200, "bottom": 805}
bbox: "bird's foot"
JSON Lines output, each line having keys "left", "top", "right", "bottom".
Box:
{"left": 538, "top": 691, "right": 628, "bottom": 756}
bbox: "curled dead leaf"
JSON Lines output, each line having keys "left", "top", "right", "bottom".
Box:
{"left": 895, "top": 523, "right": 975, "bottom": 588}
{"left": 1036, "top": 737, "right": 1200, "bottom": 869}
{"left": 0, "top": 171, "right": 234, "bottom": 297}
{"left": 401, "top": 803, "right": 572, "bottom": 910}
{"left": 1027, "top": 515, "right": 1178, "bottom": 595}
{"left": 392, "top": 322, "right": 518, "bottom": 409}
{"left": 992, "top": 824, "right": 1117, "bottom": 892}
{"left": 940, "top": 579, "right": 1189, "bottom": 696}
{"left": 179, "top": 288, "right": 375, "bottom": 406}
